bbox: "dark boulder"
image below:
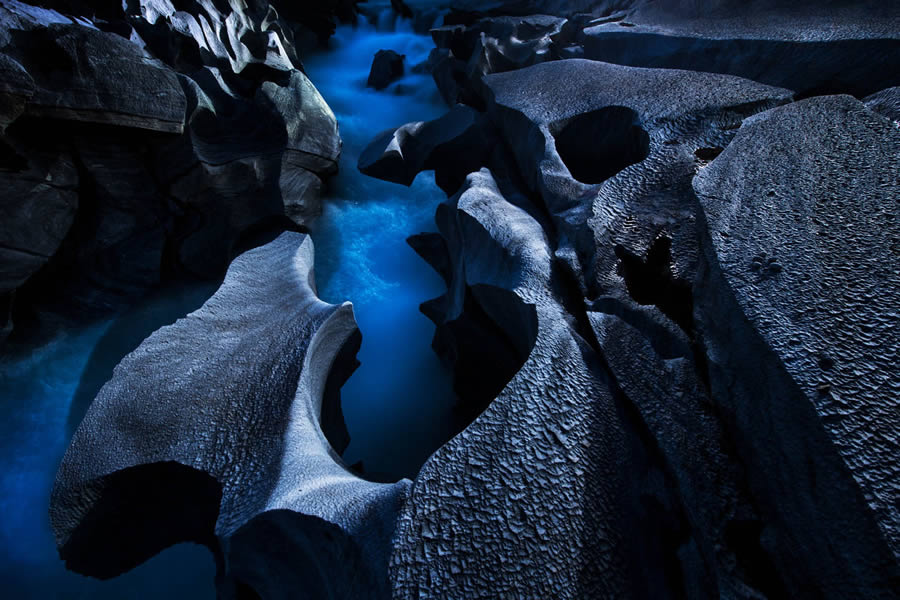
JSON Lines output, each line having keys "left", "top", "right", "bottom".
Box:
{"left": 367, "top": 49, "right": 406, "bottom": 90}
{"left": 0, "top": 1, "right": 341, "bottom": 341}
{"left": 358, "top": 104, "right": 496, "bottom": 194}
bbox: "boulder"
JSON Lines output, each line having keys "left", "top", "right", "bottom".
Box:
{"left": 4, "top": 24, "right": 186, "bottom": 133}
{"left": 0, "top": 1, "right": 341, "bottom": 340}
{"left": 367, "top": 49, "right": 406, "bottom": 90}
{"left": 358, "top": 104, "right": 495, "bottom": 194}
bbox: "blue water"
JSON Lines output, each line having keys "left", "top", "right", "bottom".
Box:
{"left": 305, "top": 20, "right": 458, "bottom": 481}
{"left": 0, "top": 15, "right": 455, "bottom": 597}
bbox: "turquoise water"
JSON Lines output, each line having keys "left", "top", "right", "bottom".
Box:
{"left": 305, "top": 21, "right": 458, "bottom": 481}
{"left": 0, "top": 15, "right": 455, "bottom": 597}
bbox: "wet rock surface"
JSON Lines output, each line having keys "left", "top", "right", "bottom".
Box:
{"left": 19, "top": 0, "right": 900, "bottom": 598}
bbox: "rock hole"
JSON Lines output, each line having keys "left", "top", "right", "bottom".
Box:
{"left": 724, "top": 520, "right": 791, "bottom": 599}
{"left": 615, "top": 235, "right": 694, "bottom": 334}
{"left": 817, "top": 355, "right": 835, "bottom": 371}
{"left": 234, "top": 581, "right": 263, "bottom": 600}
{"left": 549, "top": 106, "right": 650, "bottom": 185}
{"left": 54, "top": 462, "right": 222, "bottom": 580}
{"left": 694, "top": 146, "right": 723, "bottom": 161}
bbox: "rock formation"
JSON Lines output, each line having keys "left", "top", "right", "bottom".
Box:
{"left": 0, "top": 0, "right": 346, "bottom": 342}
{"left": 51, "top": 231, "right": 407, "bottom": 600}
{"left": 29, "top": 0, "right": 900, "bottom": 598}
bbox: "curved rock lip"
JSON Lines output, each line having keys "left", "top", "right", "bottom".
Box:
{"left": 49, "top": 232, "right": 398, "bottom": 583}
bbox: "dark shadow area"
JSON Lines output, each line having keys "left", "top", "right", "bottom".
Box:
{"left": 583, "top": 34, "right": 900, "bottom": 99}
{"left": 226, "top": 509, "right": 386, "bottom": 600}
{"left": 615, "top": 235, "right": 694, "bottom": 335}
{"left": 0, "top": 137, "right": 28, "bottom": 172}
{"left": 320, "top": 328, "right": 360, "bottom": 456}
{"left": 429, "top": 283, "right": 538, "bottom": 429}
{"left": 694, "top": 146, "right": 723, "bottom": 161}
{"left": 724, "top": 519, "right": 791, "bottom": 599}
{"left": 58, "top": 461, "right": 221, "bottom": 579}
{"left": 550, "top": 106, "right": 650, "bottom": 185}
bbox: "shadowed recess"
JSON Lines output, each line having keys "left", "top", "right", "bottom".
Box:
{"left": 550, "top": 106, "right": 650, "bottom": 185}
{"left": 53, "top": 462, "right": 222, "bottom": 580}
{"left": 429, "top": 283, "right": 539, "bottom": 427}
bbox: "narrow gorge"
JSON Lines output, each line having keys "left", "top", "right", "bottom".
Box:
{"left": 0, "top": 1, "right": 897, "bottom": 599}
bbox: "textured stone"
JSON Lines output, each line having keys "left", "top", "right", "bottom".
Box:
{"left": 865, "top": 86, "right": 900, "bottom": 121}
{"left": 358, "top": 104, "right": 494, "bottom": 194}
{"left": 0, "top": 1, "right": 341, "bottom": 340}
{"left": 694, "top": 95, "right": 900, "bottom": 597}
{"left": 5, "top": 24, "right": 186, "bottom": 132}
{"left": 582, "top": 2, "right": 900, "bottom": 97}
{"left": 0, "top": 140, "right": 78, "bottom": 294}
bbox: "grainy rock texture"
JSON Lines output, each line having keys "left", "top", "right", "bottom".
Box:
{"left": 358, "top": 35, "right": 899, "bottom": 600}
{"left": 693, "top": 95, "right": 900, "bottom": 596}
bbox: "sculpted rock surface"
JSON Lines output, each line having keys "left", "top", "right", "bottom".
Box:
{"left": 359, "top": 55, "right": 899, "bottom": 597}
{"left": 580, "top": 2, "right": 900, "bottom": 97}
{"left": 5, "top": 24, "right": 186, "bottom": 131}
{"left": 694, "top": 95, "right": 900, "bottom": 595}
{"left": 50, "top": 232, "right": 408, "bottom": 599}
{"left": 39, "top": 0, "right": 900, "bottom": 598}
{"left": 358, "top": 104, "right": 495, "bottom": 194}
